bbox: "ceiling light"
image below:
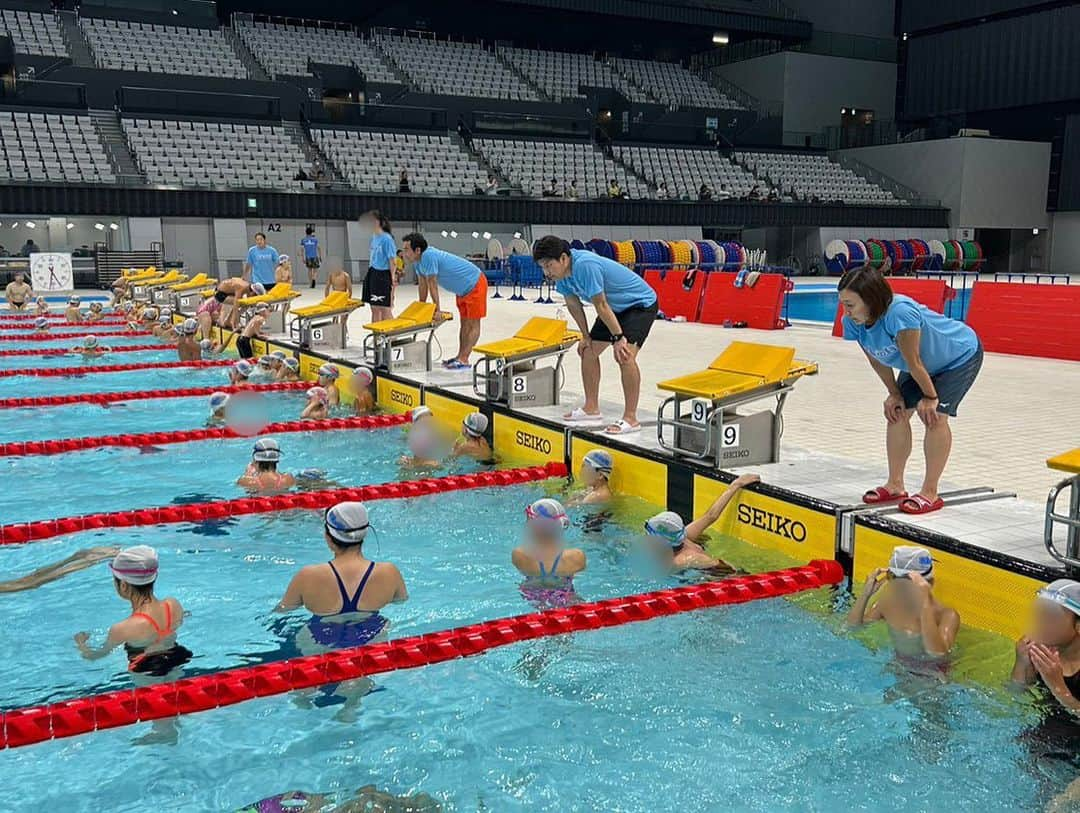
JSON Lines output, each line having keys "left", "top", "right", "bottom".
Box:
{"left": 66, "top": 222, "right": 75, "bottom": 229}
{"left": 441, "top": 230, "right": 448, "bottom": 237}
{"left": 25, "top": 221, "right": 35, "bottom": 229}
{"left": 109, "top": 223, "right": 119, "bottom": 231}
{"left": 482, "top": 231, "right": 491, "bottom": 240}
{"left": 513, "top": 231, "right": 521, "bottom": 239}
{"left": 1033, "top": 228, "right": 1039, "bottom": 235}
{"left": 94, "top": 223, "right": 105, "bottom": 231}
{"left": 471, "top": 231, "right": 479, "bottom": 239}
{"left": 449, "top": 230, "right": 458, "bottom": 238}
{"left": 712, "top": 32, "right": 729, "bottom": 45}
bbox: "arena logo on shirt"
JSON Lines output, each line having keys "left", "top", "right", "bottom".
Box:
{"left": 736, "top": 504, "right": 807, "bottom": 543}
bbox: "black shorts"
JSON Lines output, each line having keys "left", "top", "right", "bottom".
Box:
{"left": 9, "top": 301, "right": 27, "bottom": 310}
{"left": 897, "top": 346, "right": 983, "bottom": 417}
{"left": 304, "top": 256, "right": 320, "bottom": 270}
{"left": 589, "top": 302, "right": 659, "bottom": 348}
{"left": 236, "top": 335, "right": 255, "bottom": 358}
{"left": 362, "top": 267, "right": 392, "bottom": 307}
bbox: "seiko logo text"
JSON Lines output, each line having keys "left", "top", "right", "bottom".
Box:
{"left": 736, "top": 504, "right": 807, "bottom": 542}
{"left": 390, "top": 390, "right": 415, "bottom": 407}
{"left": 515, "top": 430, "right": 552, "bottom": 455}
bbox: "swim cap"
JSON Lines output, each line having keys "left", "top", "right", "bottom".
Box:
{"left": 83, "top": 335, "right": 98, "bottom": 349}
{"left": 159, "top": 314, "right": 171, "bottom": 325}
{"left": 318, "top": 363, "right": 340, "bottom": 380}
{"left": 888, "top": 546, "right": 934, "bottom": 578}
{"left": 35, "top": 296, "right": 46, "bottom": 305}
{"left": 270, "top": 350, "right": 287, "bottom": 361}
{"left": 411, "top": 405, "right": 432, "bottom": 422}
{"left": 160, "top": 308, "right": 172, "bottom": 318}
{"left": 121, "top": 301, "right": 134, "bottom": 312}
{"left": 1037, "top": 579, "right": 1080, "bottom": 617}
{"left": 209, "top": 391, "right": 230, "bottom": 412}
{"left": 354, "top": 365, "right": 374, "bottom": 385}
{"left": 277, "top": 254, "right": 290, "bottom": 265}
{"left": 69, "top": 295, "right": 81, "bottom": 305}
{"left": 233, "top": 360, "right": 254, "bottom": 378}
{"left": 462, "top": 412, "right": 488, "bottom": 438}
{"left": 35, "top": 317, "right": 48, "bottom": 328}
{"left": 144, "top": 307, "right": 159, "bottom": 320}
{"left": 180, "top": 318, "right": 198, "bottom": 335}
{"left": 257, "top": 355, "right": 273, "bottom": 368}
{"left": 110, "top": 545, "right": 159, "bottom": 586}
{"left": 307, "top": 386, "right": 329, "bottom": 404}
{"left": 251, "top": 283, "right": 267, "bottom": 296}
{"left": 252, "top": 437, "right": 282, "bottom": 462}
{"left": 283, "top": 358, "right": 300, "bottom": 371}
{"left": 525, "top": 498, "right": 570, "bottom": 531}
{"left": 325, "top": 501, "right": 370, "bottom": 544}
{"left": 199, "top": 339, "right": 213, "bottom": 351}
{"left": 582, "top": 449, "right": 614, "bottom": 476}
{"left": 645, "top": 511, "right": 687, "bottom": 547}
{"left": 255, "top": 302, "right": 271, "bottom": 313}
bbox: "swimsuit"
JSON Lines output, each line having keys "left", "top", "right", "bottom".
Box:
{"left": 519, "top": 551, "right": 578, "bottom": 609}
{"left": 124, "top": 602, "right": 192, "bottom": 676}
{"left": 306, "top": 560, "right": 387, "bottom": 649}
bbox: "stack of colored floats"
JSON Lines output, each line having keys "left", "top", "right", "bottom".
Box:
{"left": 569, "top": 239, "right": 748, "bottom": 272}
{"left": 824, "top": 238, "right": 984, "bottom": 275}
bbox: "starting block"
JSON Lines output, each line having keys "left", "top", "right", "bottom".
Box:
{"left": 1046, "top": 449, "right": 1080, "bottom": 569}
{"left": 133, "top": 269, "right": 188, "bottom": 304}
{"left": 362, "top": 301, "right": 452, "bottom": 373}
{"left": 168, "top": 273, "right": 212, "bottom": 312}
{"left": 238, "top": 283, "right": 302, "bottom": 333}
{"left": 289, "top": 291, "right": 362, "bottom": 349}
{"left": 656, "top": 341, "right": 817, "bottom": 467}
{"left": 472, "top": 317, "right": 581, "bottom": 407}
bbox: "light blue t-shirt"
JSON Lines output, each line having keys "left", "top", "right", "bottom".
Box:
{"left": 369, "top": 232, "right": 396, "bottom": 271}
{"left": 300, "top": 235, "right": 319, "bottom": 260}
{"left": 246, "top": 244, "right": 280, "bottom": 286}
{"left": 414, "top": 247, "right": 481, "bottom": 297}
{"left": 842, "top": 294, "right": 980, "bottom": 374}
{"left": 555, "top": 249, "right": 657, "bottom": 313}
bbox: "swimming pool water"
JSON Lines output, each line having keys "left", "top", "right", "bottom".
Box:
{"left": 786, "top": 285, "right": 973, "bottom": 323}
{"left": 8, "top": 366, "right": 235, "bottom": 398}
{"left": 0, "top": 348, "right": 180, "bottom": 370}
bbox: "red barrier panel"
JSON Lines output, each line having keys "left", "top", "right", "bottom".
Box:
{"left": 0, "top": 559, "right": 842, "bottom": 749}
{"left": 830, "top": 278, "right": 956, "bottom": 337}
{"left": 0, "top": 381, "right": 308, "bottom": 410}
{"left": 0, "top": 462, "right": 568, "bottom": 545}
{"left": 698, "top": 272, "right": 792, "bottom": 330}
{"left": 966, "top": 281, "right": 1080, "bottom": 361}
{"left": 643, "top": 268, "right": 707, "bottom": 321}
{"left": 0, "top": 331, "right": 151, "bottom": 342}
{"left": 0, "top": 360, "right": 234, "bottom": 378}
{"left": 0, "top": 344, "right": 165, "bottom": 358}
{"left": 0, "top": 413, "right": 410, "bottom": 458}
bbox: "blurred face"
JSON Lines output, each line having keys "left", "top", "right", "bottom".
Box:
{"left": 1032, "top": 601, "right": 1080, "bottom": 647}
{"left": 255, "top": 234, "right": 266, "bottom": 248}
{"left": 580, "top": 461, "right": 602, "bottom": 488}
{"left": 538, "top": 252, "right": 572, "bottom": 281}
{"left": 527, "top": 522, "right": 561, "bottom": 548}
{"left": 888, "top": 572, "right": 929, "bottom": 607}
{"left": 838, "top": 289, "right": 870, "bottom": 324}
{"left": 402, "top": 241, "right": 422, "bottom": 263}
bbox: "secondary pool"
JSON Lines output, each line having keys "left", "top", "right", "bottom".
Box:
{"left": 786, "top": 282, "right": 973, "bottom": 323}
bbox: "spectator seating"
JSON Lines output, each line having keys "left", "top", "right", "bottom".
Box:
{"left": 612, "top": 58, "right": 741, "bottom": 109}
{"left": 81, "top": 18, "right": 248, "bottom": 78}
{"left": 500, "top": 47, "right": 648, "bottom": 102}
{"left": 123, "top": 118, "right": 310, "bottom": 189}
{"left": 0, "top": 8, "right": 66, "bottom": 57}
{"left": 0, "top": 111, "right": 115, "bottom": 184}
{"left": 475, "top": 138, "right": 647, "bottom": 199}
{"left": 373, "top": 34, "right": 540, "bottom": 101}
{"left": 736, "top": 151, "right": 900, "bottom": 205}
{"left": 613, "top": 145, "right": 758, "bottom": 199}
{"left": 233, "top": 19, "right": 396, "bottom": 83}
{"left": 310, "top": 129, "right": 486, "bottom": 195}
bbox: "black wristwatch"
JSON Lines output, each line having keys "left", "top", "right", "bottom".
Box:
{"left": 610, "top": 333, "right": 624, "bottom": 343}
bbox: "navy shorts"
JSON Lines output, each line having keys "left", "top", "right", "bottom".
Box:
{"left": 589, "top": 302, "right": 659, "bottom": 347}
{"left": 897, "top": 346, "right": 982, "bottom": 417}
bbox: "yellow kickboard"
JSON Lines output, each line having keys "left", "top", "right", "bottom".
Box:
{"left": 1048, "top": 449, "right": 1080, "bottom": 474}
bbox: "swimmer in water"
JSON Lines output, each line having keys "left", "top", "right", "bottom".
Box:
{"left": 176, "top": 318, "right": 200, "bottom": 361}
{"left": 157, "top": 314, "right": 179, "bottom": 344}
{"left": 74, "top": 546, "right": 191, "bottom": 677}
{"left": 643, "top": 474, "right": 760, "bottom": 575}
{"left": 252, "top": 354, "right": 275, "bottom": 382}
{"left": 512, "top": 498, "right": 585, "bottom": 608}
{"left": 207, "top": 391, "right": 230, "bottom": 425}
{"left": 1012, "top": 579, "right": 1080, "bottom": 714}
{"left": 400, "top": 406, "right": 442, "bottom": 468}
{"left": 568, "top": 449, "right": 613, "bottom": 505}
{"left": 73, "top": 334, "right": 108, "bottom": 357}
{"left": 302, "top": 386, "right": 330, "bottom": 421}
{"left": 351, "top": 365, "right": 375, "bottom": 415}
{"left": 279, "top": 357, "right": 301, "bottom": 382}
{"left": 846, "top": 546, "right": 960, "bottom": 659}
{"left": 238, "top": 438, "right": 296, "bottom": 492}
{"left": 34, "top": 296, "right": 49, "bottom": 316}
{"left": 229, "top": 360, "right": 255, "bottom": 387}
{"left": 64, "top": 295, "right": 82, "bottom": 323}
{"left": 267, "top": 350, "right": 287, "bottom": 379}
{"left": 317, "top": 363, "right": 341, "bottom": 407}
{"left": 0, "top": 546, "right": 119, "bottom": 593}
{"left": 451, "top": 412, "right": 491, "bottom": 460}
{"left": 236, "top": 303, "right": 270, "bottom": 359}
{"left": 34, "top": 316, "right": 50, "bottom": 334}
{"left": 85, "top": 301, "right": 105, "bottom": 322}
{"left": 198, "top": 338, "right": 221, "bottom": 359}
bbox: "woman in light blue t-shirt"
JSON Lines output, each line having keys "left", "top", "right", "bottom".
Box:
{"left": 838, "top": 267, "right": 982, "bottom": 516}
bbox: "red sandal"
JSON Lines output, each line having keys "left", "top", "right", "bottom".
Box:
{"left": 899, "top": 494, "right": 945, "bottom": 515}
{"left": 862, "top": 486, "right": 908, "bottom": 505}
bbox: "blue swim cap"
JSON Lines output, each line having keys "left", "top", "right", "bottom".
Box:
{"left": 252, "top": 437, "right": 281, "bottom": 462}
{"left": 582, "top": 449, "right": 613, "bottom": 476}
{"left": 209, "top": 392, "right": 229, "bottom": 412}
{"left": 233, "top": 360, "right": 254, "bottom": 378}
{"left": 525, "top": 498, "right": 570, "bottom": 531}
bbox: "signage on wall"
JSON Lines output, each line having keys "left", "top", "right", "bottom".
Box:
{"left": 29, "top": 252, "right": 73, "bottom": 291}
{"left": 956, "top": 228, "right": 974, "bottom": 240}
{"left": 266, "top": 223, "right": 282, "bottom": 233}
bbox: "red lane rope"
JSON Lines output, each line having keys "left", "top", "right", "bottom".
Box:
{"left": 0, "top": 462, "right": 567, "bottom": 545}
{"left": 0, "top": 381, "right": 308, "bottom": 411}
{"left": 0, "top": 560, "right": 843, "bottom": 749}
{"left": 0, "top": 320, "right": 131, "bottom": 327}
{"left": 0, "top": 360, "right": 235, "bottom": 379}
{"left": 0, "top": 413, "right": 410, "bottom": 458}
{"left": 0, "top": 331, "right": 152, "bottom": 342}
{"left": 0, "top": 344, "right": 167, "bottom": 358}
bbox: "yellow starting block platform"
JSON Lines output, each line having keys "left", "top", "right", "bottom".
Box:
{"left": 1045, "top": 448, "right": 1080, "bottom": 569}
{"left": 472, "top": 317, "right": 581, "bottom": 407}
{"left": 289, "top": 291, "right": 363, "bottom": 350}
{"left": 132, "top": 270, "right": 187, "bottom": 303}
{"left": 361, "top": 301, "right": 452, "bottom": 373}
{"left": 122, "top": 267, "right": 158, "bottom": 281}
{"left": 169, "top": 273, "right": 212, "bottom": 293}
{"left": 656, "top": 341, "right": 818, "bottom": 467}
{"left": 238, "top": 283, "right": 302, "bottom": 333}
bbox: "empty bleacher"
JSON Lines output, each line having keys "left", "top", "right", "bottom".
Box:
{"left": 0, "top": 8, "right": 66, "bottom": 57}
{"left": 233, "top": 19, "right": 396, "bottom": 83}
{"left": 612, "top": 58, "right": 741, "bottom": 110}
{"left": 476, "top": 138, "right": 646, "bottom": 199}
{"left": 500, "top": 47, "right": 648, "bottom": 103}
{"left": 0, "top": 110, "right": 115, "bottom": 184}
{"left": 81, "top": 18, "right": 248, "bottom": 78}
{"left": 614, "top": 145, "right": 758, "bottom": 199}
{"left": 736, "top": 151, "right": 900, "bottom": 205}
{"left": 374, "top": 34, "right": 540, "bottom": 101}
{"left": 123, "top": 118, "right": 310, "bottom": 189}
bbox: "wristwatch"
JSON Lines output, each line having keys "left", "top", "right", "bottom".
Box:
{"left": 610, "top": 333, "right": 624, "bottom": 343}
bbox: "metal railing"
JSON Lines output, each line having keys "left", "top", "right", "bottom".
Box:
{"left": 829, "top": 152, "right": 938, "bottom": 206}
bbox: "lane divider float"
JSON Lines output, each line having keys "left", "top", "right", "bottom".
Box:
{"left": 0, "top": 381, "right": 309, "bottom": 411}
{"left": 0, "top": 413, "right": 410, "bottom": 458}
{"left": 0, "top": 331, "right": 152, "bottom": 342}
{"left": 0, "top": 560, "right": 842, "bottom": 749}
{"left": 0, "top": 360, "right": 235, "bottom": 379}
{"left": 0, "top": 344, "right": 168, "bottom": 358}
{"left": 0, "top": 320, "right": 132, "bottom": 328}
{"left": 0, "top": 462, "right": 568, "bottom": 545}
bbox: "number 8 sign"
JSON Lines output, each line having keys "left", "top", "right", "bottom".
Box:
{"left": 511, "top": 375, "right": 528, "bottom": 395}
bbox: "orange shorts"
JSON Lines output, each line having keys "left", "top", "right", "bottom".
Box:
{"left": 456, "top": 273, "right": 488, "bottom": 320}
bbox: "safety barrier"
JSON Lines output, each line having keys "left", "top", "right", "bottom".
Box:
{"left": 966, "top": 281, "right": 1080, "bottom": 362}
{"left": 644, "top": 268, "right": 708, "bottom": 321}
{"left": 0, "top": 331, "right": 152, "bottom": 342}
{"left": 0, "top": 413, "right": 410, "bottom": 458}
{"left": 0, "top": 344, "right": 167, "bottom": 358}
{"left": 0, "top": 381, "right": 309, "bottom": 411}
{"left": 0, "top": 462, "right": 568, "bottom": 545}
{"left": 0, "top": 559, "right": 842, "bottom": 749}
{"left": 0, "top": 360, "right": 235, "bottom": 379}
{"left": 830, "top": 278, "right": 955, "bottom": 337}
{"left": 698, "top": 271, "right": 792, "bottom": 329}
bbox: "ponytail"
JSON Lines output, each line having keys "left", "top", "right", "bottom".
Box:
{"left": 364, "top": 210, "right": 392, "bottom": 235}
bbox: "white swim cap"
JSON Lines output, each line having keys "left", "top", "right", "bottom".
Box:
{"left": 83, "top": 335, "right": 98, "bottom": 348}
{"left": 35, "top": 317, "right": 48, "bottom": 329}
{"left": 233, "top": 360, "right": 254, "bottom": 378}
{"left": 69, "top": 295, "right": 81, "bottom": 305}
{"left": 318, "top": 363, "right": 340, "bottom": 380}
{"left": 307, "top": 386, "right": 329, "bottom": 404}
{"left": 1037, "top": 579, "right": 1080, "bottom": 617}
{"left": 180, "top": 318, "right": 198, "bottom": 335}
{"left": 325, "top": 501, "right": 370, "bottom": 545}
{"left": 257, "top": 355, "right": 273, "bottom": 368}
{"left": 525, "top": 498, "right": 570, "bottom": 531}
{"left": 255, "top": 302, "right": 271, "bottom": 313}
{"left": 252, "top": 437, "right": 282, "bottom": 462}
{"left": 35, "top": 296, "right": 46, "bottom": 305}
{"left": 209, "top": 391, "right": 230, "bottom": 412}
{"left": 160, "top": 308, "right": 172, "bottom": 318}
{"left": 283, "top": 358, "right": 300, "bottom": 371}
{"left": 270, "top": 350, "right": 287, "bottom": 361}
{"left": 888, "top": 546, "right": 934, "bottom": 578}
{"left": 462, "top": 412, "right": 488, "bottom": 438}
{"left": 110, "top": 545, "right": 159, "bottom": 586}
{"left": 645, "top": 511, "right": 687, "bottom": 547}
{"left": 159, "top": 314, "right": 171, "bottom": 325}
{"left": 199, "top": 339, "right": 213, "bottom": 351}
{"left": 277, "top": 254, "right": 290, "bottom": 265}
{"left": 411, "top": 405, "right": 432, "bottom": 422}
{"left": 583, "top": 449, "right": 614, "bottom": 476}
{"left": 354, "top": 365, "right": 374, "bottom": 385}
{"left": 251, "top": 283, "right": 267, "bottom": 296}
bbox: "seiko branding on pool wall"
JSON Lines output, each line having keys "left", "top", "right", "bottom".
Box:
{"left": 736, "top": 504, "right": 808, "bottom": 542}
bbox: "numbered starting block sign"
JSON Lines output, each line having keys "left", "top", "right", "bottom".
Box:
{"left": 178, "top": 294, "right": 197, "bottom": 311}
{"left": 302, "top": 320, "right": 344, "bottom": 349}
{"left": 381, "top": 339, "right": 430, "bottom": 373}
